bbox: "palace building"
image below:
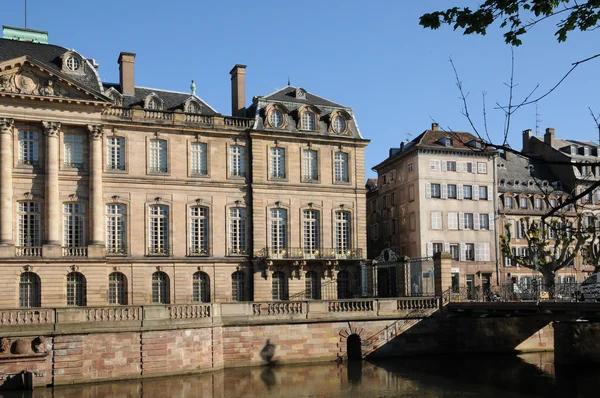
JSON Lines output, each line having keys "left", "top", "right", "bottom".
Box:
{"left": 0, "top": 26, "right": 369, "bottom": 308}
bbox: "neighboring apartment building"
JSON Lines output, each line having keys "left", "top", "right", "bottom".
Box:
{"left": 0, "top": 26, "right": 368, "bottom": 308}
{"left": 369, "top": 124, "right": 498, "bottom": 295}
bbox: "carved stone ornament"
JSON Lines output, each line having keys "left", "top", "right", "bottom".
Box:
{"left": 42, "top": 121, "right": 61, "bottom": 137}
{"left": 0, "top": 336, "right": 48, "bottom": 358}
{"left": 0, "top": 68, "right": 66, "bottom": 97}
{"left": 87, "top": 124, "right": 104, "bottom": 140}
{"left": 0, "top": 118, "right": 14, "bottom": 134}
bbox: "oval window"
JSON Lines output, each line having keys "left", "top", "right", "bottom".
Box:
{"left": 66, "top": 56, "right": 80, "bottom": 71}
{"left": 333, "top": 116, "right": 346, "bottom": 134}
{"left": 269, "top": 110, "right": 284, "bottom": 128}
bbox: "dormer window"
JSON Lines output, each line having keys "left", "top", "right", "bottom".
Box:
{"left": 445, "top": 137, "right": 453, "bottom": 147}
{"left": 66, "top": 56, "right": 80, "bottom": 71}
{"left": 186, "top": 101, "right": 202, "bottom": 114}
{"left": 295, "top": 88, "right": 307, "bottom": 99}
{"left": 584, "top": 147, "right": 591, "bottom": 156}
{"left": 61, "top": 51, "right": 84, "bottom": 74}
{"left": 269, "top": 109, "right": 284, "bottom": 128}
{"left": 332, "top": 116, "right": 346, "bottom": 134}
{"left": 571, "top": 145, "right": 577, "bottom": 155}
{"left": 467, "top": 140, "right": 482, "bottom": 149}
{"left": 301, "top": 111, "right": 316, "bottom": 131}
{"left": 144, "top": 94, "right": 163, "bottom": 110}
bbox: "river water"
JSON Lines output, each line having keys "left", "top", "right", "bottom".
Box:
{"left": 1, "top": 352, "right": 598, "bottom": 398}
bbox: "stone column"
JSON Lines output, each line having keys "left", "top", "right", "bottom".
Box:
{"left": 433, "top": 251, "right": 452, "bottom": 297}
{"left": 87, "top": 125, "right": 104, "bottom": 258}
{"left": 42, "top": 121, "right": 61, "bottom": 257}
{"left": 0, "top": 118, "right": 14, "bottom": 256}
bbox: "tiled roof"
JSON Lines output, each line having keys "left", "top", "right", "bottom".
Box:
{"left": 263, "top": 85, "right": 344, "bottom": 108}
{"left": 0, "top": 38, "right": 103, "bottom": 94}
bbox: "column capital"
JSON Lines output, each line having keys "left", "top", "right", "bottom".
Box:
{"left": 0, "top": 118, "right": 14, "bottom": 134}
{"left": 87, "top": 124, "right": 104, "bottom": 140}
{"left": 42, "top": 121, "right": 61, "bottom": 137}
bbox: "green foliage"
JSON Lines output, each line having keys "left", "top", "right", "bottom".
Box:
{"left": 419, "top": 1, "right": 600, "bottom": 45}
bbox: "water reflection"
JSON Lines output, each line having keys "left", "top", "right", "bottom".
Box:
{"left": 1, "top": 353, "right": 600, "bottom": 397}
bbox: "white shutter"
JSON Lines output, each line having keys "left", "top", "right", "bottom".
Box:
{"left": 473, "top": 185, "right": 480, "bottom": 200}
{"left": 474, "top": 243, "right": 482, "bottom": 261}
{"left": 457, "top": 184, "right": 464, "bottom": 200}
{"left": 458, "top": 213, "right": 465, "bottom": 230}
{"left": 441, "top": 184, "right": 448, "bottom": 199}
{"left": 471, "top": 162, "right": 477, "bottom": 173}
{"left": 474, "top": 214, "right": 480, "bottom": 230}
{"left": 441, "top": 160, "right": 447, "bottom": 171}
{"left": 456, "top": 162, "right": 462, "bottom": 172}
{"left": 448, "top": 212, "right": 457, "bottom": 230}
{"left": 426, "top": 243, "right": 433, "bottom": 257}
{"left": 425, "top": 183, "right": 431, "bottom": 198}
{"left": 459, "top": 243, "right": 466, "bottom": 261}
{"left": 444, "top": 242, "right": 450, "bottom": 253}
{"left": 462, "top": 162, "right": 469, "bottom": 173}
{"left": 489, "top": 213, "right": 495, "bottom": 231}
{"left": 487, "top": 186, "right": 493, "bottom": 201}
{"left": 483, "top": 243, "right": 490, "bottom": 261}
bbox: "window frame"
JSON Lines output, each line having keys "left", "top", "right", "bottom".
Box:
{"left": 189, "top": 205, "right": 210, "bottom": 256}
{"left": 189, "top": 141, "right": 209, "bottom": 177}
{"left": 17, "top": 130, "right": 40, "bottom": 168}
{"left": 147, "top": 204, "right": 170, "bottom": 256}
{"left": 18, "top": 201, "right": 41, "bottom": 248}
{"left": 269, "top": 146, "right": 287, "bottom": 180}
{"left": 147, "top": 138, "right": 169, "bottom": 175}
{"left": 106, "top": 203, "right": 127, "bottom": 255}
{"left": 62, "top": 133, "right": 84, "bottom": 170}
{"left": 300, "top": 111, "right": 317, "bottom": 131}
{"left": 228, "top": 143, "right": 246, "bottom": 179}
{"left": 19, "top": 272, "right": 41, "bottom": 308}
{"left": 228, "top": 207, "right": 248, "bottom": 256}
{"left": 333, "top": 151, "right": 350, "bottom": 184}
{"left": 193, "top": 271, "right": 211, "bottom": 303}
{"left": 151, "top": 271, "right": 170, "bottom": 304}
{"left": 105, "top": 135, "right": 127, "bottom": 173}
{"left": 63, "top": 202, "right": 85, "bottom": 249}
{"left": 66, "top": 272, "right": 87, "bottom": 307}
{"left": 302, "top": 148, "right": 320, "bottom": 183}
{"left": 108, "top": 272, "right": 128, "bottom": 305}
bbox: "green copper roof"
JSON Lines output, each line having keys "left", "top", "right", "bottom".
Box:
{"left": 2, "top": 25, "right": 48, "bottom": 44}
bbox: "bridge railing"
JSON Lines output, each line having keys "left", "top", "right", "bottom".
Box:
{"left": 446, "top": 282, "right": 581, "bottom": 303}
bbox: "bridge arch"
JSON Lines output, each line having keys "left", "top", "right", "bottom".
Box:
{"left": 346, "top": 334, "right": 362, "bottom": 360}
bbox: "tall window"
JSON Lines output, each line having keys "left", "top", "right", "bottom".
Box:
{"left": 270, "top": 147, "right": 286, "bottom": 179}
{"left": 149, "top": 205, "right": 169, "bottom": 255}
{"left": 190, "top": 206, "right": 209, "bottom": 255}
{"left": 106, "top": 136, "right": 125, "bottom": 170}
{"left": 270, "top": 209, "right": 287, "bottom": 256}
{"left": 106, "top": 204, "right": 126, "bottom": 254}
{"left": 193, "top": 271, "right": 210, "bottom": 303}
{"left": 18, "top": 202, "right": 40, "bottom": 248}
{"left": 18, "top": 131, "right": 39, "bottom": 166}
{"left": 150, "top": 140, "right": 167, "bottom": 173}
{"left": 191, "top": 142, "right": 208, "bottom": 176}
{"left": 230, "top": 145, "right": 245, "bottom": 177}
{"left": 479, "top": 186, "right": 488, "bottom": 200}
{"left": 465, "top": 243, "right": 475, "bottom": 261}
{"left": 302, "top": 149, "right": 318, "bottom": 182}
{"left": 334, "top": 152, "right": 349, "bottom": 182}
{"left": 303, "top": 210, "right": 320, "bottom": 257}
{"left": 463, "top": 185, "right": 473, "bottom": 200}
{"left": 305, "top": 270, "right": 321, "bottom": 300}
{"left": 335, "top": 211, "right": 351, "bottom": 255}
{"left": 152, "top": 271, "right": 170, "bottom": 304}
{"left": 19, "top": 272, "right": 41, "bottom": 308}
{"left": 64, "top": 134, "right": 83, "bottom": 168}
{"left": 66, "top": 272, "right": 86, "bottom": 306}
{"left": 64, "top": 203, "right": 85, "bottom": 247}
{"left": 337, "top": 270, "right": 351, "bottom": 299}
{"left": 108, "top": 272, "right": 127, "bottom": 305}
{"left": 301, "top": 111, "right": 316, "bottom": 130}
{"left": 229, "top": 208, "right": 247, "bottom": 255}
{"left": 231, "top": 271, "right": 246, "bottom": 301}
{"left": 464, "top": 213, "right": 474, "bottom": 230}
{"left": 448, "top": 184, "right": 457, "bottom": 199}
{"left": 272, "top": 271, "right": 288, "bottom": 300}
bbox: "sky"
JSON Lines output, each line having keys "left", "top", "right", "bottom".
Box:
{"left": 3, "top": 0, "right": 599, "bottom": 178}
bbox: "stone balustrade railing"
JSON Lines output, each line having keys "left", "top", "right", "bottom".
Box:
{"left": 0, "top": 297, "right": 441, "bottom": 331}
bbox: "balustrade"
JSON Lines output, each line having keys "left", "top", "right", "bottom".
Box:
{"left": 327, "top": 299, "right": 374, "bottom": 312}
{"left": 168, "top": 304, "right": 211, "bottom": 319}
{"left": 0, "top": 309, "right": 54, "bottom": 325}
{"left": 397, "top": 297, "right": 439, "bottom": 310}
{"left": 223, "top": 117, "right": 253, "bottom": 128}
{"left": 15, "top": 246, "right": 42, "bottom": 257}
{"left": 62, "top": 247, "right": 88, "bottom": 257}
{"left": 260, "top": 247, "right": 363, "bottom": 260}
{"left": 184, "top": 113, "right": 213, "bottom": 124}
{"left": 144, "top": 110, "right": 173, "bottom": 121}
{"left": 103, "top": 107, "right": 132, "bottom": 118}
{"left": 86, "top": 307, "right": 141, "bottom": 322}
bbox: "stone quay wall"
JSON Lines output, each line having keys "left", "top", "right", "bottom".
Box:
{"left": 0, "top": 297, "right": 553, "bottom": 388}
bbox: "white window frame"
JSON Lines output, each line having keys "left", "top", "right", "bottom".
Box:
{"left": 190, "top": 206, "right": 209, "bottom": 256}
{"left": 301, "top": 111, "right": 316, "bottom": 131}
{"left": 18, "top": 201, "right": 41, "bottom": 248}
{"left": 302, "top": 149, "right": 319, "bottom": 182}
{"left": 303, "top": 209, "right": 320, "bottom": 257}
{"left": 106, "top": 204, "right": 127, "bottom": 255}
{"left": 230, "top": 145, "right": 245, "bottom": 178}
{"left": 335, "top": 211, "right": 351, "bottom": 256}
{"left": 148, "top": 205, "right": 169, "bottom": 255}
{"left": 64, "top": 133, "right": 83, "bottom": 169}
{"left": 106, "top": 136, "right": 125, "bottom": 171}
{"left": 191, "top": 142, "right": 208, "bottom": 176}
{"left": 149, "top": 139, "right": 168, "bottom": 173}
{"left": 270, "top": 147, "right": 286, "bottom": 179}
{"left": 229, "top": 207, "right": 247, "bottom": 255}
{"left": 18, "top": 131, "right": 39, "bottom": 167}
{"left": 63, "top": 203, "right": 85, "bottom": 248}
{"left": 270, "top": 208, "right": 287, "bottom": 257}
{"left": 431, "top": 211, "right": 442, "bottom": 230}
{"left": 477, "top": 162, "right": 487, "bottom": 174}
{"left": 334, "top": 152, "right": 349, "bottom": 183}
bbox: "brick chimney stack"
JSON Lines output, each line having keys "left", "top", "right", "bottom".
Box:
{"left": 504, "top": 149, "right": 510, "bottom": 161}
{"left": 522, "top": 129, "right": 532, "bottom": 153}
{"left": 118, "top": 52, "right": 136, "bottom": 96}
{"left": 431, "top": 122, "right": 439, "bottom": 131}
{"left": 230, "top": 64, "right": 247, "bottom": 117}
{"left": 544, "top": 128, "right": 555, "bottom": 147}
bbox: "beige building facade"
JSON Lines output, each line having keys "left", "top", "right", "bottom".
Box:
{"left": 0, "top": 27, "right": 368, "bottom": 309}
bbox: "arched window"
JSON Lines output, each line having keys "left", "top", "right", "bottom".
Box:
{"left": 67, "top": 272, "right": 87, "bottom": 306}
{"left": 152, "top": 271, "right": 170, "bottom": 304}
{"left": 305, "top": 270, "right": 321, "bottom": 300}
{"left": 301, "top": 111, "right": 316, "bottom": 131}
{"left": 337, "top": 270, "right": 351, "bottom": 299}
{"left": 271, "top": 271, "right": 288, "bottom": 300}
{"left": 231, "top": 271, "right": 246, "bottom": 301}
{"left": 19, "top": 272, "right": 41, "bottom": 308}
{"left": 193, "top": 272, "right": 210, "bottom": 303}
{"left": 108, "top": 272, "right": 128, "bottom": 305}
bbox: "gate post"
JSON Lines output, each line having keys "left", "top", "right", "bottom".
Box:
{"left": 434, "top": 252, "right": 452, "bottom": 296}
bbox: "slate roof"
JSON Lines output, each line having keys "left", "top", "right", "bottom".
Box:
{"left": 533, "top": 136, "right": 600, "bottom": 161}
{"left": 497, "top": 151, "right": 564, "bottom": 194}
{"left": 263, "top": 85, "right": 344, "bottom": 107}
{"left": 0, "top": 38, "right": 103, "bottom": 94}
{"left": 103, "top": 83, "right": 217, "bottom": 115}
{"left": 365, "top": 178, "right": 378, "bottom": 192}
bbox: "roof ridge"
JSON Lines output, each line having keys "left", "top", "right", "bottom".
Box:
{"left": 135, "top": 86, "right": 218, "bottom": 114}
{"left": 262, "top": 85, "right": 293, "bottom": 99}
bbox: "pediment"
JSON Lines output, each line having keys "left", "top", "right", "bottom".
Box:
{"left": 0, "top": 57, "right": 111, "bottom": 105}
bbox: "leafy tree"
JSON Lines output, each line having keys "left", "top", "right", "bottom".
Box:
{"left": 419, "top": 1, "right": 600, "bottom": 46}
{"left": 501, "top": 215, "right": 588, "bottom": 297}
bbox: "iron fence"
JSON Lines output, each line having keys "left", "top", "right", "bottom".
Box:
{"left": 447, "top": 282, "right": 580, "bottom": 302}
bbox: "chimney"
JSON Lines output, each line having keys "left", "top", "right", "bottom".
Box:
{"left": 118, "top": 52, "right": 136, "bottom": 96}
{"left": 230, "top": 64, "right": 247, "bottom": 117}
{"left": 522, "top": 129, "right": 532, "bottom": 153}
{"left": 431, "top": 122, "right": 439, "bottom": 131}
{"left": 544, "top": 128, "right": 555, "bottom": 147}
{"left": 504, "top": 149, "right": 510, "bottom": 161}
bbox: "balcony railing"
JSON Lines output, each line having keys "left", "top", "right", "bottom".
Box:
{"left": 149, "top": 166, "right": 168, "bottom": 173}
{"left": 106, "top": 247, "right": 128, "bottom": 256}
{"left": 148, "top": 247, "right": 169, "bottom": 256}
{"left": 18, "top": 159, "right": 40, "bottom": 167}
{"left": 224, "top": 117, "right": 254, "bottom": 128}
{"left": 144, "top": 110, "right": 173, "bottom": 121}
{"left": 188, "top": 247, "right": 210, "bottom": 257}
{"left": 62, "top": 247, "right": 88, "bottom": 257}
{"left": 260, "top": 247, "right": 363, "bottom": 260}
{"left": 228, "top": 248, "right": 249, "bottom": 256}
{"left": 184, "top": 113, "right": 213, "bottom": 124}
{"left": 15, "top": 246, "right": 42, "bottom": 257}
{"left": 64, "top": 162, "right": 84, "bottom": 169}
{"left": 106, "top": 164, "right": 126, "bottom": 171}
{"left": 103, "top": 107, "right": 132, "bottom": 118}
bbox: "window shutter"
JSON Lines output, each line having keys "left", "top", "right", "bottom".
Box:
{"left": 429, "top": 160, "right": 435, "bottom": 170}
{"left": 441, "top": 160, "right": 447, "bottom": 171}
{"left": 489, "top": 213, "right": 495, "bottom": 231}
{"left": 448, "top": 212, "right": 456, "bottom": 230}
{"left": 444, "top": 242, "right": 450, "bottom": 253}
{"left": 483, "top": 243, "right": 490, "bottom": 261}
{"left": 459, "top": 243, "right": 466, "bottom": 261}
{"left": 456, "top": 162, "right": 462, "bottom": 172}
{"left": 457, "top": 184, "right": 464, "bottom": 200}
{"left": 474, "top": 214, "right": 480, "bottom": 230}
{"left": 441, "top": 184, "right": 448, "bottom": 199}
{"left": 426, "top": 243, "right": 433, "bottom": 257}
{"left": 425, "top": 183, "right": 431, "bottom": 199}
{"left": 487, "top": 186, "right": 493, "bottom": 201}
{"left": 474, "top": 243, "right": 482, "bottom": 261}
{"left": 471, "top": 162, "right": 477, "bottom": 173}
{"left": 473, "top": 185, "right": 479, "bottom": 201}
{"left": 458, "top": 213, "right": 465, "bottom": 230}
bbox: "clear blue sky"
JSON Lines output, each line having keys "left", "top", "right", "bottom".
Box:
{"left": 3, "top": 1, "right": 599, "bottom": 177}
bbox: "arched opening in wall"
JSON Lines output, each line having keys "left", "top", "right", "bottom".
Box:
{"left": 346, "top": 334, "right": 362, "bottom": 361}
